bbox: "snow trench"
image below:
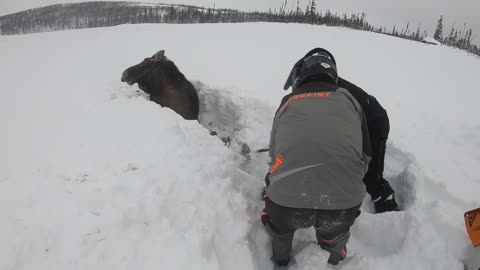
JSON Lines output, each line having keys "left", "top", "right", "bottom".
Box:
{"left": 3, "top": 80, "right": 465, "bottom": 270}
{"left": 191, "top": 83, "right": 467, "bottom": 270}
{"left": 114, "top": 81, "right": 468, "bottom": 270}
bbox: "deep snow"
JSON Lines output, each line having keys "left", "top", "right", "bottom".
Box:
{"left": 1, "top": 23, "right": 479, "bottom": 270}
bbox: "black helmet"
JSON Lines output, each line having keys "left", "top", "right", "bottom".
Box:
{"left": 284, "top": 48, "right": 338, "bottom": 91}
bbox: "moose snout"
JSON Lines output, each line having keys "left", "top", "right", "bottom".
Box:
{"left": 121, "top": 71, "right": 136, "bottom": 86}
{"left": 121, "top": 70, "right": 128, "bottom": 83}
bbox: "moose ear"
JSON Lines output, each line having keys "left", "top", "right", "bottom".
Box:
{"left": 152, "top": 50, "right": 166, "bottom": 62}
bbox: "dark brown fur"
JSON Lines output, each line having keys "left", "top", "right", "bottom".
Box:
{"left": 121, "top": 50, "right": 199, "bottom": 120}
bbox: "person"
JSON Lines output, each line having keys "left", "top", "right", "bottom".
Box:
{"left": 261, "top": 48, "right": 397, "bottom": 267}
{"left": 336, "top": 78, "right": 399, "bottom": 213}
{"left": 283, "top": 50, "right": 399, "bottom": 214}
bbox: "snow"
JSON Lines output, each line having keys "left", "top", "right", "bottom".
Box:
{"left": 422, "top": 37, "right": 441, "bottom": 45}
{"left": 1, "top": 23, "right": 479, "bottom": 270}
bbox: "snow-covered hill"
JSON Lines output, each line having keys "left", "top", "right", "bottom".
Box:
{"left": 2, "top": 0, "right": 480, "bottom": 46}
{"left": 1, "top": 23, "right": 479, "bottom": 270}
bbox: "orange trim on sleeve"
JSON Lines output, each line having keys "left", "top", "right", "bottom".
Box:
{"left": 269, "top": 154, "right": 284, "bottom": 174}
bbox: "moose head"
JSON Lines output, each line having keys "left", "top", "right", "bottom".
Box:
{"left": 121, "top": 50, "right": 199, "bottom": 120}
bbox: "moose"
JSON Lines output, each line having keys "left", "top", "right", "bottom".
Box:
{"left": 121, "top": 50, "right": 200, "bottom": 120}
{"left": 121, "top": 50, "right": 253, "bottom": 157}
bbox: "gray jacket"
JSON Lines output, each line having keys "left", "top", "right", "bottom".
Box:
{"left": 267, "top": 82, "right": 372, "bottom": 210}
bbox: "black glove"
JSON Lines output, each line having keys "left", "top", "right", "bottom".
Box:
{"left": 367, "top": 179, "right": 400, "bottom": 213}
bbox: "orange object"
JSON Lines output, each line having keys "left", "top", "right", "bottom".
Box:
{"left": 269, "top": 154, "right": 284, "bottom": 174}
{"left": 279, "top": 92, "right": 332, "bottom": 112}
{"left": 464, "top": 208, "right": 480, "bottom": 247}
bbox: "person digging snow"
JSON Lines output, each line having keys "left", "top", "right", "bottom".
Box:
{"left": 336, "top": 76, "right": 399, "bottom": 214}
{"left": 261, "top": 48, "right": 399, "bottom": 267}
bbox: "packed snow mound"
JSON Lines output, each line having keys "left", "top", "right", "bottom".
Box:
{"left": 422, "top": 37, "right": 441, "bottom": 45}
{"left": 1, "top": 23, "right": 479, "bottom": 270}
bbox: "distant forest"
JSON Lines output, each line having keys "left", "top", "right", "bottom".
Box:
{"left": 0, "top": 1, "right": 478, "bottom": 57}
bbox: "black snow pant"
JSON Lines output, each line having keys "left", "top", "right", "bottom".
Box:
{"left": 363, "top": 97, "right": 390, "bottom": 195}
{"left": 337, "top": 78, "right": 391, "bottom": 192}
{"left": 264, "top": 198, "right": 361, "bottom": 265}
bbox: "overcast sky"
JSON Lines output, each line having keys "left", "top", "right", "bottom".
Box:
{"left": 1, "top": 0, "right": 479, "bottom": 43}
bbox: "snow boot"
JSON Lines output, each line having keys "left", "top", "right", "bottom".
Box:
{"left": 271, "top": 257, "right": 296, "bottom": 270}
{"left": 368, "top": 180, "right": 400, "bottom": 213}
{"left": 374, "top": 194, "right": 400, "bottom": 213}
{"left": 317, "top": 232, "right": 350, "bottom": 265}
{"left": 272, "top": 258, "right": 289, "bottom": 269}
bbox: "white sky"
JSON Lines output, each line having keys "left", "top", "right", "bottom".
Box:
{"left": 1, "top": 0, "right": 479, "bottom": 43}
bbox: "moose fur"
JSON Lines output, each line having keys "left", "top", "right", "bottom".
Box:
{"left": 121, "top": 50, "right": 200, "bottom": 120}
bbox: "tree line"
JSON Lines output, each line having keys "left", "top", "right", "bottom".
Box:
{"left": 433, "top": 15, "right": 476, "bottom": 53}
{"left": 0, "top": 1, "right": 478, "bottom": 57}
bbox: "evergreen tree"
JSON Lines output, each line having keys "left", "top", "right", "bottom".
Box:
{"left": 455, "top": 29, "right": 462, "bottom": 47}
{"left": 434, "top": 15, "right": 443, "bottom": 41}
{"left": 296, "top": 0, "right": 301, "bottom": 15}
{"left": 281, "top": 0, "right": 288, "bottom": 15}
{"left": 465, "top": 29, "right": 473, "bottom": 49}
{"left": 310, "top": 0, "right": 316, "bottom": 16}
{"left": 415, "top": 24, "right": 421, "bottom": 40}
{"left": 446, "top": 26, "right": 455, "bottom": 45}
{"left": 423, "top": 30, "right": 428, "bottom": 39}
